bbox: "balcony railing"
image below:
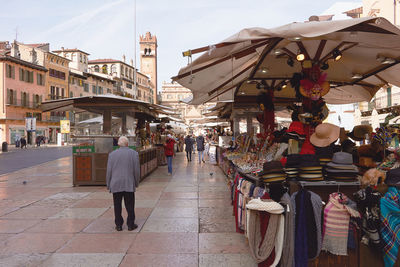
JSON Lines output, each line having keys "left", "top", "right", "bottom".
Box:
{"left": 6, "top": 99, "right": 41, "bottom": 109}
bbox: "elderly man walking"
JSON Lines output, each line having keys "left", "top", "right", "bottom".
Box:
{"left": 106, "top": 136, "right": 140, "bottom": 231}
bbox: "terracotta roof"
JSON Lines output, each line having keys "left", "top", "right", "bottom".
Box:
{"left": 88, "top": 59, "right": 120, "bottom": 64}
{"left": 318, "top": 15, "right": 334, "bottom": 21}
{"left": 0, "top": 55, "right": 48, "bottom": 72}
{"left": 343, "top": 7, "right": 363, "bottom": 18}
{"left": 25, "top": 43, "right": 49, "bottom": 48}
{"left": 53, "top": 48, "right": 90, "bottom": 55}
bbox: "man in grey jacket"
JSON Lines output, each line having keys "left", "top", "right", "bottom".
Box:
{"left": 106, "top": 136, "right": 140, "bottom": 231}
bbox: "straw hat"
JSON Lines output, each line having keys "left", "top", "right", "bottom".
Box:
{"left": 310, "top": 123, "right": 340, "bottom": 147}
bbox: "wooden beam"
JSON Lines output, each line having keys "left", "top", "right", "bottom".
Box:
{"left": 319, "top": 42, "right": 347, "bottom": 63}
{"left": 296, "top": 41, "right": 311, "bottom": 60}
{"left": 375, "top": 74, "right": 389, "bottom": 85}
{"left": 207, "top": 62, "right": 256, "bottom": 96}
{"left": 172, "top": 40, "right": 270, "bottom": 81}
{"left": 351, "top": 59, "right": 400, "bottom": 85}
{"left": 249, "top": 38, "right": 283, "bottom": 79}
{"left": 313, "top": 40, "right": 327, "bottom": 62}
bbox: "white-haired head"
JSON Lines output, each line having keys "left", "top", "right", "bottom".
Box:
{"left": 118, "top": 136, "right": 129, "bottom": 147}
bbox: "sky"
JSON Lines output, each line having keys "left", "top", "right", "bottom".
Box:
{"left": 0, "top": 0, "right": 361, "bottom": 91}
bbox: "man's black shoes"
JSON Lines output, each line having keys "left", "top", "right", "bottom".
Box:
{"left": 115, "top": 226, "right": 122, "bottom": 231}
{"left": 128, "top": 224, "right": 138, "bottom": 231}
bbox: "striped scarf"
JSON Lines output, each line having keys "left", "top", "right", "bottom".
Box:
{"left": 322, "top": 192, "right": 360, "bottom": 256}
{"left": 380, "top": 187, "right": 400, "bottom": 267}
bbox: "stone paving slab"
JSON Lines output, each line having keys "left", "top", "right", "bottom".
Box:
{"left": 0, "top": 152, "right": 258, "bottom": 266}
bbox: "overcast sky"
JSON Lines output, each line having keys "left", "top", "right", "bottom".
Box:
{"left": 0, "top": 0, "right": 361, "bottom": 91}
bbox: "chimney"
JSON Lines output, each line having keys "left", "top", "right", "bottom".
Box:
{"left": 122, "top": 54, "right": 126, "bottom": 62}
{"left": 11, "top": 41, "right": 20, "bottom": 58}
{"left": 130, "top": 59, "right": 134, "bottom": 66}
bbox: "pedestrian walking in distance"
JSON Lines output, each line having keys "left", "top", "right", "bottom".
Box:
{"left": 184, "top": 135, "right": 194, "bottom": 162}
{"left": 20, "top": 137, "right": 27, "bottom": 149}
{"left": 106, "top": 136, "right": 140, "bottom": 231}
{"left": 196, "top": 134, "right": 206, "bottom": 163}
{"left": 164, "top": 134, "right": 175, "bottom": 175}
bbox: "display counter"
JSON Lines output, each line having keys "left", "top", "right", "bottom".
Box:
{"left": 72, "top": 136, "right": 157, "bottom": 186}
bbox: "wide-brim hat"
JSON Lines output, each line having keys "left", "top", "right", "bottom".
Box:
{"left": 325, "top": 166, "right": 359, "bottom": 173}
{"left": 347, "top": 125, "right": 372, "bottom": 141}
{"left": 310, "top": 123, "right": 340, "bottom": 147}
{"left": 329, "top": 152, "right": 354, "bottom": 165}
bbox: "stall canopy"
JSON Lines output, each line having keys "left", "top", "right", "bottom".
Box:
{"left": 173, "top": 17, "right": 400, "bottom": 105}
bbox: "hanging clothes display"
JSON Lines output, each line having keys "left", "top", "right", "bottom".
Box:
{"left": 380, "top": 187, "right": 400, "bottom": 267}
{"left": 292, "top": 188, "right": 322, "bottom": 267}
{"left": 321, "top": 192, "right": 360, "bottom": 256}
{"left": 246, "top": 198, "right": 285, "bottom": 267}
{"left": 279, "top": 192, "right": 295, "bottom": 267}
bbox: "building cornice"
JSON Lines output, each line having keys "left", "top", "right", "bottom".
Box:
{"left": 0, "top": 55, "right": 48, "bottom": 72}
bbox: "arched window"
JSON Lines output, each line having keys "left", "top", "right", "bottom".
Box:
{"left": 102, "top": 65, "right": 108, "bottom": 74}
{"left": 130, "top": 69, "right": 133, "bottom": 79}
{"left": 121, "top": 65, "right": 124, "bottom": 76}
{"left": 111, "top": 64, "right": 116, "bottom": 74}
{"left": 125, "top": 67, "right": 128, "bottom": 77}
{"left": 79, "top": 54, "right": 82, "bottom": 63}
{"left": 94, "top": 65, "right": 100, "bottom": 72}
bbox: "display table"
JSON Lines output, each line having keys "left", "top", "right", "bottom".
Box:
{"left": 73, "top": 146, "right": 157, "bottom": 186}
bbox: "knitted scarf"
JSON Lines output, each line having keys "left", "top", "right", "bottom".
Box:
{"left": 380, "top": 187, "right": 400, "bottom": 267}
{"left": 279, "top": 193, "right": 295, "bottom": 267}
{"left": 322, "top": 192, "right": 360, "bottom": 256}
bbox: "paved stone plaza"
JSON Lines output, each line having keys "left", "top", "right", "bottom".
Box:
{"left": 0, "top": 152, "right": 256, "bottom": 266}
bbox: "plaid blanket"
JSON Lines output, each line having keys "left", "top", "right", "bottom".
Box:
{"left": 380, "top": 187, "right": 400, "bottom": 267}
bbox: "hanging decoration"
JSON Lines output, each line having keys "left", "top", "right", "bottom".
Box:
{"left": 299, "top": 64, "right": 330, "bottom": 101}
{"left": 256, "top": 90, "right": 275, "bottom": 134}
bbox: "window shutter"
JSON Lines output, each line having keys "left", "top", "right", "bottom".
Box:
{"left": 39, "top": 95, "right": 42, "bottom": 104}
{"left": 6, "top": 89, "right": 10, "bottom": 104}
{"left": 5, "top": 64, "right": 9, "bottom": 77}
{"left": 13, "top": 90, "right": 16, "bottom": 104}
{"left": 20, "top": 92, "right": 24, "bottom": 106}
{"left": 12, "top": 66, "right": 15, "bottom": 79}
{"left": 19, "top": 68, "right": 23, "bottom": 81}
{"left": 27, "top": 93, "right": 30, "bottom": 107}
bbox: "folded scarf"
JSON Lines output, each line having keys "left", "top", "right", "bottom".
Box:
{"left": 380, "top": 187, "right": 400, "bottom": 267}
{"left": 322, "top": 192, "right": 360, "bottom": 256}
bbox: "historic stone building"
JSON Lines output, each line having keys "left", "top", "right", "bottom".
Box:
{"left": 160, "top": 81, "right": 215, "bottom": 125}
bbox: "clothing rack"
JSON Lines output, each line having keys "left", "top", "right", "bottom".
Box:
{"left": 296, "top": 180, "right": 360, "bottom": 187}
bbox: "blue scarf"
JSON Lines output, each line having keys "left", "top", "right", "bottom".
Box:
{"left": 380, "top": 187, "right": 400, "bottom": 267}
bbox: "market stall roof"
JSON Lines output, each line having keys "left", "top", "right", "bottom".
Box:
{"left": 76, "top": 116, "right": 119, "bottom": 125}
{"left": 40, "top": 95, "right": 158, "bottom": 119}
{"left": 173, "top": 17, "right": 400, "bottom": 105}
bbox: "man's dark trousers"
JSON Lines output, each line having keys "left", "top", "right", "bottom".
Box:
{"left": 113, "top": 191, "right": 135, "bottom": 228}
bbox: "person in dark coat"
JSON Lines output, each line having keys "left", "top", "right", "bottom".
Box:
{"left": 184, "top": 135, "right": 194, "bottom": 162}
{"left": 196, "top": 134, "right": 205, "bottom": 164}
{"left": 106, "top": 136, "right": 140, "bottom": 231}
{"left": 20, "top": 137, "right": 27, "bottom": 149}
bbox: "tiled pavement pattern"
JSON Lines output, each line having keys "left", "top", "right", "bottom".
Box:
{"left": 0, "top": 152, "right": 257, "bottom": 266}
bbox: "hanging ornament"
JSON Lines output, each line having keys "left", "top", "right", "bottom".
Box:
{"left": 299, "top": 64, "right": 330, "bottom": 100}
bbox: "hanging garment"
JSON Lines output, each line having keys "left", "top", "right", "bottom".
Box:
{"left": 380, "top": 187, "right": 400, "bottom": 267}
{"left": 292, "top": 189, "right": 323, "bottom": 267}
{"left": 246, "top": 198, "right": 285, "bottom": 266}
{"left": 234, "top": 178, "right": 245, "bottom": 233}
{"left": 279, "top": 193, "right": 295, "bottom": 267}
{"left": 354, "top": 187, "right": 382, "bottom": 250}
{"left": 322, "top": 192, "right": 361, "bottom": 256}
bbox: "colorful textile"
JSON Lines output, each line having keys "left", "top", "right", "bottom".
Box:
{"left": 380, "top": 187, "right": 400, "bottom": 267}
{"left": 322, "top": 192, "right": 360, "bottom": 256}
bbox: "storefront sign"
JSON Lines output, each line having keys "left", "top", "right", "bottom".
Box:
{"left": 73, "top": 145, "right": 95, "bottom": 154}
{"left": 25, "top": 118, "right": 36, "bottom": 132}
{"left": 60, "top": 120, "right": 70, "bottom": 134}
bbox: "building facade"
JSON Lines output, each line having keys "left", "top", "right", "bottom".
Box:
{"left": 140, "top": 32, "right": 157, "bottom": 103}
{"left": 0, "top": 42, "right": 56, "bottom": 145}
{"left": 160, "top": 81, "right": 215, "bottom": 124}
{"left": 88, "top": 58, "right": 154, "bottom": 103}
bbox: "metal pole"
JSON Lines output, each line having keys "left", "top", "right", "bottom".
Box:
{"left": 395, "top": 0, "right": 397, "bottom": 25}
{"left": 134, "top": 0, "right": 137, "bottom": 99}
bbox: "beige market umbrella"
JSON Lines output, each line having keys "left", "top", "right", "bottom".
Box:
{"left": 173, "top": 17, "right": 400, "bottom": 105}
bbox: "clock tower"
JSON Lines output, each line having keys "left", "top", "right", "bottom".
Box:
{"left": 140, "top": 32, "right": 158, "bottom": 103}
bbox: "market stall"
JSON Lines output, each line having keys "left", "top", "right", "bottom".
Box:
{"left": 173, "top": 17, "right": 400, "bottom": 267}
{"left": 40, "top": 95, "right": 167, "bottom": 186}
